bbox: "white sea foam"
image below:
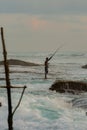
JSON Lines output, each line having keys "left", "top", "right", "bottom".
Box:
{"left": 0, "top": 51, "right": 87, "bottom": 130}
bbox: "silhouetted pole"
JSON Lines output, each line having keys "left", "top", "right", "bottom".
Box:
{"left": 1, "top": 27, "right": 13, "bottom": 130}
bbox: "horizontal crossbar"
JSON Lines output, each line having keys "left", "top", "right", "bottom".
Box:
{"left": 0, "top": 85, "right": 27, "bottom": 88}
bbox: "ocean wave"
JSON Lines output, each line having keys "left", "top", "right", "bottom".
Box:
{"left": 72, "top": 96, "right": 87, "bottom": 109}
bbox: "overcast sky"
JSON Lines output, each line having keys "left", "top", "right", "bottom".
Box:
{"left": 0, "top": 0, "right": 87, "bottom": 52}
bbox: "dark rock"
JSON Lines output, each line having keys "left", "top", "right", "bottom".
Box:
{"left": 49, "top": 80, "right": 87, "bottom": 94}
{"left": 82, "top": 64, "right": 87, "bottom": 69}
{"left": 0, "top": 102, "right": 2, "bottom": 107}
{"left": 0, "top": 59, "right": 40, "bottom": 66}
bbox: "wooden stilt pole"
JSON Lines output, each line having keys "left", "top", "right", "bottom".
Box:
{"left": 0, "top": 27, "right": 27, "bottom": 130}
{"left": 1, "top": 27, "right": 13, "bottom": 130}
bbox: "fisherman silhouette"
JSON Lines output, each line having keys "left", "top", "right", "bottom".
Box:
{"left": 44, "top": 56, "right": 52, "bottom": 79}
{"left": 44, "top": 45, "right": 64, "bottom": 79}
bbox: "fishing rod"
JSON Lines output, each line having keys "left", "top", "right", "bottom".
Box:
{"left": 48, "top": 43, "right": 64, "bottom": 60}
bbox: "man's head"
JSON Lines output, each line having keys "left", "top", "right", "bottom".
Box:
{"left": 46, "top": 57, "right": 48, "bottom": 61}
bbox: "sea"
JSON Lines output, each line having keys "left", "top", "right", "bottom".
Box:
{"left": 0, "top": 51, "right": 87, "bottom": 130}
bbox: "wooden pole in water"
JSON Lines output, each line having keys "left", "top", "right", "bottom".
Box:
{"left": 1, "top": 27, "right": 13, "bottom": 130}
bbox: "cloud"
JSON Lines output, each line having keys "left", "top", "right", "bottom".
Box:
{"left": 31, "top": 17, "right": 47, "bottom": 31}
{"left": 0, "top": 13, "right": 87, "bottom": 34}
{"left": 30, "top": 15, "right": 87, "bottom": 32}
{"left": 0, "top": 13, "right": 87, "bottom": 52}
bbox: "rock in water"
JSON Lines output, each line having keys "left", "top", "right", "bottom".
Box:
{"left": 0, "top": 59, "right": 40, "bottom": 66}
{"left": 82, "top": 64, "right": 87, "bottom": 69}
{"left": 49, "top": 80, "right": 87, "bottom": 94}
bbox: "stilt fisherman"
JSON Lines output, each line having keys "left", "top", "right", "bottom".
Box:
{"left": 44, "top": 56, "right": 52, "bottom": 79}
